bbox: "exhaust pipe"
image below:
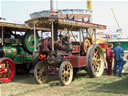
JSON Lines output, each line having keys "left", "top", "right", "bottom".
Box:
{"left": 50, "top": 0, "right": 58, "bottom": 16}
{"left": 87, "top": 0, "right": 92, "bottom": 10}
{"left": 50, "top": 0, "right": 57, "bottom": 11}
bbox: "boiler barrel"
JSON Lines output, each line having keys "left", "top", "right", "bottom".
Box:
{"left": 0, "top": 46, "right": 17, "bottom": 58}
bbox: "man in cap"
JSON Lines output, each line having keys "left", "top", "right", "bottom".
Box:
{"left": 113, "top": 42, "right": 126, "bottom": 77}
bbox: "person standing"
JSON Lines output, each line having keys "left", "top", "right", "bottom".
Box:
{"left": 106, "top": 43, "right": 113, "bottom": 75}
{"left": 113, "top": 42, "right": 126, "bottom": 77}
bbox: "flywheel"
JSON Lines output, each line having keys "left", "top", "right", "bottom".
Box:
{"left": 24, "top": 31, "right": 39, "bottom": 53}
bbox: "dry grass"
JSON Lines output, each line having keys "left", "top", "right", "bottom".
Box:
{"left": 1, "top": 71, "right": 128, "bottom": 96}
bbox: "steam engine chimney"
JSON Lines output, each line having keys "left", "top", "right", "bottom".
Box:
{"left": 50, "top": 0, "right": 58, "bottom": 16}
{"left": 87, "top": 0, "right": 92, "bottom": 10}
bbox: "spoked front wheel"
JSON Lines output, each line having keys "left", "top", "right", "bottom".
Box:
{"left": 59, "top": 61, "right": 73, "bottom": 86}
{"left": 0, "top": 58, "right": 15, "bottom": 83}
{"left": 34, "top": 61, "right": 48, "bottom": 84}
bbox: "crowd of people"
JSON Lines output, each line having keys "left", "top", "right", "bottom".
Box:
{"left": 106, "top": 42, "right": 127, "bottom": 77}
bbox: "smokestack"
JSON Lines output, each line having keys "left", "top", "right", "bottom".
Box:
{"left": 87, "top": 0, "right": 92, "bottom": 10}
{"left": 87, "top": 0, "right": 92, "bottom": 23}
{"left": 50, "top": 0, "right": 58, "bottom": 16}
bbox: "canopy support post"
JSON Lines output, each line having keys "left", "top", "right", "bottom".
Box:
{"left": 86, "top": 28, "right": 89, "bottom": 38}
{"left": 41, "top": 31, "right": 43, "bottom": 40}
{"left": 94, "top": 28, "right": 96, "bottom": 44}
{"left": 34, "top": 23, "right": 37, "bottom": 51}
{"left": 79, "top": 29, "right": 81, "bottom": 45}
{"left": 71, "top": 31, "right": 77, "bottom": 42}
{"left": 52, "top": 22, "right": 54, "bottom": 51}
{"left": 2, "top": 26, "right": 4, "bottom": 45}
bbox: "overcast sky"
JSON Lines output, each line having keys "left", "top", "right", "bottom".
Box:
{"left": 1, "top": 0, "right": 128, "bottom": 37}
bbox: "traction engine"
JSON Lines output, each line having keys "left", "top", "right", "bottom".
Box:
{"left": 33, "top": 32, "right": 104, "bottom": 86}
{"left": 0, "top": 23, "right": 39, "bottom": 83}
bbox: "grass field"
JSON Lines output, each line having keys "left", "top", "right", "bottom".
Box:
{"left": 1, "top": 71, "right": 128, "bottom": 96}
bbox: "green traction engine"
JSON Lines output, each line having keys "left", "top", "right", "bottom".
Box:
{"left": 0, "top": 22, "right": 39, "bottom": 83}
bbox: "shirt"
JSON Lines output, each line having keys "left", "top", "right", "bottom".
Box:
{"left": 113, "top": 46, "right": 124, "bottom": 61}
{"left": 106, "top": 47, "right": 113, "bottom": 61}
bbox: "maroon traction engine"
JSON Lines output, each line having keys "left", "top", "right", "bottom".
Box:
{"left": 26, "top": 16, "right": 106, "bottom": 86}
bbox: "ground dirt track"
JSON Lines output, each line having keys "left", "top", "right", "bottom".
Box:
{"left": 1, "top": 71, "right": 128, "bottom": 96}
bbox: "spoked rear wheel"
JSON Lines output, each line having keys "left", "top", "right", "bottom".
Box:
{"left": 84, "top": 38, "right": 92, "bottom": 53}
{"left": 59, "top": 61, "right": 73, "bottom": 86}
{"left": 86, "top": 45, "right": 104, "bottom": 77}
{"left": 34, "top": 61, "right": 48, "bottom": 84}
{"left": 0, "top": 58, "right": 15, "bottom": 83}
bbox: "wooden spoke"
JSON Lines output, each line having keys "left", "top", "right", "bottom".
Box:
{"left": 97, "top": 59, "right": 101, "bottom": 62}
